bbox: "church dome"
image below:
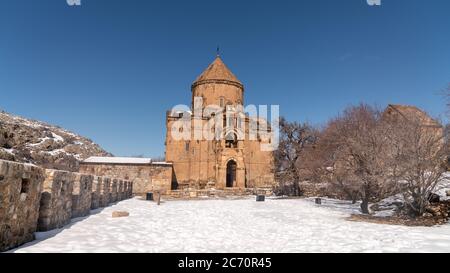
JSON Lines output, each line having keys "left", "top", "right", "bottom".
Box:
{"left": 192, "top": 56, "right": 243, "bottom": 90}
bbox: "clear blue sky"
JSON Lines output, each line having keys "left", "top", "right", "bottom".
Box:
{"left": 1, "top": 0, "right": 449, "bottom": 157}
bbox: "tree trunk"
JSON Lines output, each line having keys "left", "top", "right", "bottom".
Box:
{"left": 351, "top": 192, "right": 358, "bottom": 204}
{"left": 360, "top": 199, "right": 369, "bottom": 214}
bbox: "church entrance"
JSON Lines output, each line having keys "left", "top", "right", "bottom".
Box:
{"left": 226, "top": 160, "right": 237, "bottom": 187}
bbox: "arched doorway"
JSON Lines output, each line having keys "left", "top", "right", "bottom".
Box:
{"left": 226, "top": 160, "right": 237, "bottom": 187}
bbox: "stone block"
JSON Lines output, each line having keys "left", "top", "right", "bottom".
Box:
{"left": 71, "top": 173, "right": 93, "bottom": 218}
{"left": 112, "top": 211, "right": 129, "bottom": 218}
{"left": 37, "top": 169, "right": 75, "bottom": 231}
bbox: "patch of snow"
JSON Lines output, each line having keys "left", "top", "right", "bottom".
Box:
{"left": 46, "top": 149, "right": 66, "bottom": 156}
{"left": 51, "top": 132, "right": 64, "bottom": 142}
{"left": 27, "top": 137, "right": 51, "bottom": 147}
{"left": 435, "top": 174, "right": 450, "bottom": 201}
{"left": 370, "top": 194, "right": 404, "bottom": 217}
{"left": 9, "top": 198, "right": 450, "bottom": 253}
{"left": 1, "top": 147, "right": 15, "bottom": 155}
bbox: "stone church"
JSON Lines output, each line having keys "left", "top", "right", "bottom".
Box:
{"left": 80, "top": 55, "right": 276, "bottom": 194}
{"left": 165, "top": 55, "right": 275, "bottom": 190}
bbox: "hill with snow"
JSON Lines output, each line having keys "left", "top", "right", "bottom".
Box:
{"left": 0, "top": 110, "right": 112, "bottom": 171}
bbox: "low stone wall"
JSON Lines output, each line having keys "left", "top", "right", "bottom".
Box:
{"left": 0, "top": 159, "right": 134, "bottom": 252}
{"left": 79, "top": 162, "right": 173, "bottom": 195}
{"left": 37, "top": 169, "right": 75, "bottom": 231}
{"left": 99, "top": 177, "right": 111, "bottom": 207}
{"left": 0, "top": 160, "right": 45, "bottom": 252}
{"left": 71, "top": 173, "right": 93, "bottom": 218}
{"left": 165, "top": 187, "right": 273, "bottom": 200}
{"left": 91, "top": 176, "right": 102, "bottom": 210}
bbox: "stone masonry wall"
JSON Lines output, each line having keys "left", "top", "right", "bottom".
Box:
{"left": 37, "top": 169, "right": 75, "bottom": 232}
{"left": 0, "top": 159, "right": 134, "bottom": 252}
{"left": 91, "top": 176, "right": 102, "bottom": 210}
{"left": 71, "top": 173, "right": 93, "bottom": 218}
{"left": 79, "top": 163, "right": 173, "bottom": 195}
{"left": 0, "top": 160, "right": 44, "bottom": 252}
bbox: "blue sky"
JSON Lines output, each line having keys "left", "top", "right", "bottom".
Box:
{"left": 1, "top": 0, "right": 449, "bottom": 157}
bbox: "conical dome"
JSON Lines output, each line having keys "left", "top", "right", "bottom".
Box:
{"left": 192, "top": 56, "right": 243, "bottom": 89}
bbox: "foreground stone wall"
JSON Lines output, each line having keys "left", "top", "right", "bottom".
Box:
{"left": 79, "top": 162, "right": 173, "bottom": 195}
{"left": 71, "top": 173, "right": 93, "bottom": 218}
{"left": 38, "top": 169, "right": 75, "bottom": 231}
{"left": 0, "top": 160, "right": 44, "bottom": 252}
{"left": 0, "top": 159, "right": 134, "bottom": 252}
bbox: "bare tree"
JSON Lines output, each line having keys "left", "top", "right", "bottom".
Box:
{"left": 313, "top": 104, "right": 396, "bottom": 213}
{"left": 389, "top": 115, "right": 447, "bottom": 216}
{"left": 274, "top": 117, "right": 318, "bottom": 196}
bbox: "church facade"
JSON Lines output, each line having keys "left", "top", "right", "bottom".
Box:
{"left": 165, "top": 56, "right": 275, "bottom": 190}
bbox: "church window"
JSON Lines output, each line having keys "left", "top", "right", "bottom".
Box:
{"left": 219, "top": 97, "right": 225, "bottom": 107}
{"left": 225, "top": 133, "right": 238, "bottom": 148}
{"left": 185, "top": 142, "right": 190, "bottom": 152}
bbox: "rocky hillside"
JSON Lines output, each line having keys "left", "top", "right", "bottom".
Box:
{"left": 0, "top": 110, "right": 112, "bottom": 171}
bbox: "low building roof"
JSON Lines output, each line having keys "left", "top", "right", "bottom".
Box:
{"left": 82, "top": 157, "right": 174, "bottom": 166}
{"left": 82, "top": 156, "right": 152, "bottom": 165}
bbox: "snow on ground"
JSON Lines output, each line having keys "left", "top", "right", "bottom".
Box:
{"left": 9, "top": 197, "right": 450, "bottom": 253}
{"left": 51, "top": 132, "right": 64, "bottom": 142}
{"left": 436, "top": 173, "right": 450, "bottom": 201}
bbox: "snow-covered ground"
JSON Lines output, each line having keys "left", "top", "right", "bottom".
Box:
{"left": 9, "top": 197, "right": 450, "bottom": 253}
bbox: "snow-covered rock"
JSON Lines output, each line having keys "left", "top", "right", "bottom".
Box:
{"left": 0, "top": 110, "right": 112, "bottom": 171}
